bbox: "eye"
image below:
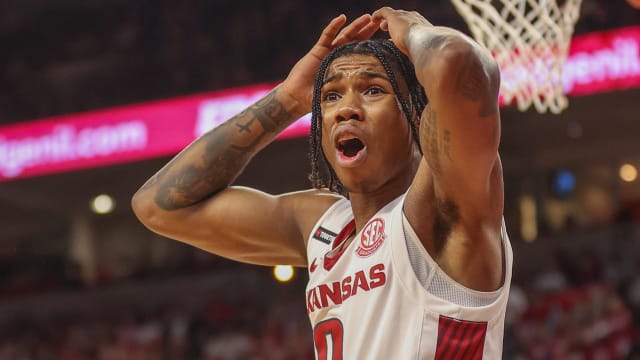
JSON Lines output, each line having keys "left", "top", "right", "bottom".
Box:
{"left": 323, "top": 92, "right": 341, "bottom": 102}
{"left": 365, "top": 86, "right": 385, "bottom": 96}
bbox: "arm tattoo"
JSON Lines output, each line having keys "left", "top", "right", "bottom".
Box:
{"left": 411, "top": 30, "right": 498, "bottom": 118}
{"left": 420, "top": 106, "right": 453, "bottom": 175}
{"left": 443, "top": 130, "right": 452, "bottom": 161}
{"left": 455, "top": 50, "right": 497, "bottom": 117}
{"left": 422, "top": 106, "right": 440, "bottom": 174}
{"left": 153, "top": 90, "right": 294, "bottom": 210}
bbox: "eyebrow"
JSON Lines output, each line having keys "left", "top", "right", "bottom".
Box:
{"left": 323, "top": 71, "right": 390, "bottom": 86}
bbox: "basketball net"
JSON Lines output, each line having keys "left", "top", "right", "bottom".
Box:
{"left": 450, "top": 0, "right": 583, "bottom": 113}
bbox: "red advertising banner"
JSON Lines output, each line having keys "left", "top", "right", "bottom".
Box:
{"left": 1, "top": 26, "right": 639, "bottom": 181}
{"left": 564, "top": 26, "right": 640, "bottom": 95}
{"left": 0, "top": 84, "right": 310, "bottom": 181}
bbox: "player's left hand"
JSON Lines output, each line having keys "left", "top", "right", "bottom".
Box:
{"left": 371, "top": 7, "right": 432, "bottom": 57}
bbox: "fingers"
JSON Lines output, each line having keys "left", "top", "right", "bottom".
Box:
{"left": 371, "top": 6, "right": 394, "bottom": 23}
{"left": 355, "top": 20, "right": 380, "bottom": 41}
{"left": 372, "top": 7, "right": 396, "bottom": 31}
{"left": 331, "top": 14, "right": 373, "bottom": 47}
{"left": 317, "top": 9, "right": 407, "bottom": 50}
{"left": 331, "top": 21, "right": 379, "bottom": 47}
{"left": 316, "top": 14, "right": 348, "bottom": 48}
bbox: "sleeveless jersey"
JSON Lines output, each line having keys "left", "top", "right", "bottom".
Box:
{"left": 305, "top": 193, "right": 513, "bottom": 359}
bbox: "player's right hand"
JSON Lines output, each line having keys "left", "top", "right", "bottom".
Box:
{"left": 279, "top": 14, "right": 378, "bottom": 115}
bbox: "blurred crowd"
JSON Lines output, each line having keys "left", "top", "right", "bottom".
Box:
{"left": 0, "top": 0, "right": 460, "bottom": 125}
{"left": 0, "top": 272, "right": 315, "bottom": 360}
{"left": 0, "top": 223, "right": 639, "bottom": 359}
{"left": 1, "top": 0, "right": 638, "bottom": 125}
{"left": 505, "top": 245, "right": 640, "bottom": 359}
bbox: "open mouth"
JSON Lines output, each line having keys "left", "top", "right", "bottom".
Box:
{"left": 337, "top": 137, "right": 365, "bottom": 158}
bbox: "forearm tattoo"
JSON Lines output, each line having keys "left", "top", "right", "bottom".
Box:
{"left": 151, "top": 90, "right": 294, "bottom": 210}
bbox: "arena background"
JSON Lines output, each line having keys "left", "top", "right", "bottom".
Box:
{"left": 0, "top": 0, "right": 639, "bottom": 358}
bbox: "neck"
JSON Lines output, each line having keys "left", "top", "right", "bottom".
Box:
{"left": 348, "top": 181, "right": 410, "bottom": 234}
{"left": 346, "top": 146, "right": 421, "bottom": 233}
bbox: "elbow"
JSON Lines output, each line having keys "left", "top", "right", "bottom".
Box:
{"left": 131, "top": 189, "right": 162, "bottom": 232}
{"left": 131, "top": 190, "right": 146, "bottom": 221}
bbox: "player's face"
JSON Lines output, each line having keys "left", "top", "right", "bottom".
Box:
{"left": 320, "top": 54, "right": 420, "bottom": 194}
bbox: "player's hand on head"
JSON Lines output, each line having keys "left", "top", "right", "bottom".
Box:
{"left": 372, "top": 7, "right": 431, "bottom": 56}
{"left": 330, "top": 13, "right": 379, "bottom": 47}
{"left": 280, "top": 14, "right": 378, "bottom": 114}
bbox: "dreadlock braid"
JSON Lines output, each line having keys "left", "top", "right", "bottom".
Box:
{"left": 309, "top": 48, "right": 343, "bottom": 194}
{"left": 370, "top": 41, "right": 423, "bottom": 155}
{"left": 309, "top": 39, "right": 428, "bottom": 196}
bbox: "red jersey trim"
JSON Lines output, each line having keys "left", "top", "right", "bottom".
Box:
{"left": 323, "top": 219, "right": 356, "bottom": 271}
{"left": 435, "top": 315, "right": 488, "bottom": 360}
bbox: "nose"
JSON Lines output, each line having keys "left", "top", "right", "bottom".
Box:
{"left": 335, "top": 97, "right": 364, "bottom": 123}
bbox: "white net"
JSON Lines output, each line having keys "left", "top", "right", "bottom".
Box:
{"left": 450, "top": 0, "right": 583, "bottom": 113}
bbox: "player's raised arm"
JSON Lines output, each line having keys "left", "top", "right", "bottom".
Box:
{"left": 131, "top": 15, "right": 378, "bottom": 267}
{"left": 372, "top": 7, "right": 504, "bottom": 291}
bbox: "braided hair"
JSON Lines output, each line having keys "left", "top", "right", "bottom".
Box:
{"left": 309, "top": 39, "right": 428, "bottom": 196}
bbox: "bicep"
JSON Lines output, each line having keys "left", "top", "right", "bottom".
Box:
{"left": 138, "top": 187, "right": 336, "bottom": 267}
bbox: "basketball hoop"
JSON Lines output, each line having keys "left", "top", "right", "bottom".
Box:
{"left": 450, "top": 0, "right": 583, "bottom": 113}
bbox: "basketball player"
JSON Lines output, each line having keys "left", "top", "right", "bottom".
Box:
{"left": 132, "top": 7, "right": 512, "bottom": 359}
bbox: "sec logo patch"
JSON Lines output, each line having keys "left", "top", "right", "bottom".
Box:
{"left": 356, "top": 218, "right": 385, "bottom": 257}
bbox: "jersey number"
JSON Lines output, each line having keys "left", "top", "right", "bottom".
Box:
{"left": 313, "top": 318, "right": 343, "bottom": 360}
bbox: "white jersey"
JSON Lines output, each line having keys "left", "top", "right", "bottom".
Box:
{"left": 305, "top": 193, "right": 513, "bottom": 359}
